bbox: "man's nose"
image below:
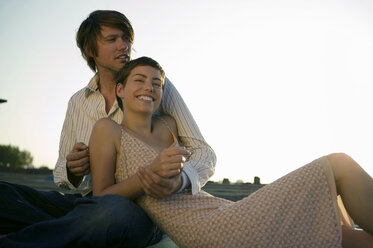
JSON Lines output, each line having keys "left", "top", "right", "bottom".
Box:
{"left": 117, "top": 38, "right": 129, "bottom": 51}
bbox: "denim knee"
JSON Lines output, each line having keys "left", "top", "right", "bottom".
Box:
{"left": 80, "top": 194, "right": 157, "bottom": 247}
{"left": 91, "top": 194, "right": 152, "bottom": 227}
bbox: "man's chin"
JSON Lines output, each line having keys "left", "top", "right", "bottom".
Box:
{"left": 117, "top": 63, "right": 127, "bottom": 71}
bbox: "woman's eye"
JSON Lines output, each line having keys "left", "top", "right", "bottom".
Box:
{"left": 153, "top": 83, "right": 161, "bottom": 88}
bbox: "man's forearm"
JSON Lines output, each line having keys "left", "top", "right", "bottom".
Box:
{"left": 181, "top": 137, "right": 216, "bottom": 195}
{"left": 161, "top": 78, "right": 217, "bottom": 194}
{"left": 175, "top": 171, "right": 191, "bottom": 193}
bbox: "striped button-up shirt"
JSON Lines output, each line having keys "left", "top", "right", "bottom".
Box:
{"left": 53, "top": 74, "right": 216, "bottom": 195}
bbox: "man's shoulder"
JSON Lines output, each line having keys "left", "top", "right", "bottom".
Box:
{"left": 69, "top": 86, "right": 88, "bottom": 102}
{"left": 67, "top": 84, "right": 96, "bottom": 109}
{"left": 161, "top": 77, "right": 177, "bottom": 100}
{"left": 69, "top": 74, "right": 98, "bottom": 103}
{"left": 163, "top": 77, "right": 172, "bottom": 89}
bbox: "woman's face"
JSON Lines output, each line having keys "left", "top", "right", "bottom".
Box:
{"left": 120, "top": 65, "right": 163, "bottom": 115}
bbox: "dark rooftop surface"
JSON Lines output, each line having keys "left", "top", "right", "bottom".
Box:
{"left": 0, "top": 172, "right": 265, "bottom": 201}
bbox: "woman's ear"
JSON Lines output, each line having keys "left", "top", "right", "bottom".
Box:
{"left": 116, "top": 83, "right": 125, "bottom": 98}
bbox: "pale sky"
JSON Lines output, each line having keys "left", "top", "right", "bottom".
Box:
{"left": 0, "top": 0, "right": 372, "bottom": 184}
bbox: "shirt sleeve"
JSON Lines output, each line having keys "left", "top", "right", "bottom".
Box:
{"left": 175, "top": 171, "right": 190, "bottom": 193}
{"left": 160, "top": 78, "right": 217, "bottom": 195}
{"left": 53, "top": 98, "right": 81, "bottom": 190}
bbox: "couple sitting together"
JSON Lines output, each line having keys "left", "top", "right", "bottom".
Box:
{"left": 1, "top": 10, "right": 372, "bottom": 248}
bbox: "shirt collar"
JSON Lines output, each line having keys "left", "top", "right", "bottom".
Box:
{"left": 83, "top": 73, "right": 121, "bottom": 115}
{"left": 85, "top": 73, "right": 100, "bottom": 98}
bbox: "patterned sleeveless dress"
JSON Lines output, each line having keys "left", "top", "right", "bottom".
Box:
{"left": 115, "top": 124, "right": 342, "bottom": 248}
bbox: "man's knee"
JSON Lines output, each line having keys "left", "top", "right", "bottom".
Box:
{"left": 0, "top": 182, "right": 20, "bottom": 204}
{"left": 0, "top": 181, "right": 14, "bottom": 194}
{"left": 84, "top": 194, "right": 157, "bottom": 246}
{"left": 85, "top": 194, "right": 152, "bottom": 227}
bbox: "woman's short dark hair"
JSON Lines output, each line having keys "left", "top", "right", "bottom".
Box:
{"left": 116, "top": 57, "right": 165, "bottom": 110}
{"left": 76, "top": 10, "right": 134, "bottom": 72}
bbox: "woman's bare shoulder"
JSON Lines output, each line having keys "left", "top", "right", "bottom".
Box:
{"left": 154, "top": 115, "right": 177, "bottom": 136}
{"left": 95, "top": 118, "right": 119, "bottom": 128}
{"left": 159, "top": 115, "right": 177, "bottom": 134}
{"left": 92, "top": 118, "right": 121, "bottom": 137}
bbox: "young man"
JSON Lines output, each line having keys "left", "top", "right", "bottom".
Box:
{"left": 0, "top": 10, "right": 216, "bottom": 248}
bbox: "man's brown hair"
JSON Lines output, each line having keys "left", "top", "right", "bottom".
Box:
{"left": 76, "top": 10, "right": 134, "bottom": 72}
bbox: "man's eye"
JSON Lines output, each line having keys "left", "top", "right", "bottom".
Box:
{"left": 122, "top": 36, "right": 129, "bottom": 43}
{"left": 135, "top": 79, "right": 144, "bottom": 83}
{"left": 153, "top": 83, "right": 162, "bottom": 88}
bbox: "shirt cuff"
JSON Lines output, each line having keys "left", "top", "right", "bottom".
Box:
{"left": 176, "top": 171, "right": 190, "bottom": 193}
{"left": 54, "top": 160, "right": 80, "bottom": 190}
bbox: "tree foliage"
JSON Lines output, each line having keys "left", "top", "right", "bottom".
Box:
{"left": 0, "top": 144, "right": 33, "bottom": 168}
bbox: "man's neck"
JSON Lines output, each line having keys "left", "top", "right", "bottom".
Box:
{"left": 97, "top": 71, "right": 117, "bottom": 114}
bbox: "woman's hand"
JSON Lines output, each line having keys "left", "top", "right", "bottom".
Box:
{"left": 137, "top": 145, "right": 190, "bottom": 198}
{"left": 148, "top": 146, "right": 190, "bottom": 178}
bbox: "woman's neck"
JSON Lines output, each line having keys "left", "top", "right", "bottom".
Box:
{"left": 122, "top": 111, "right": 153, "bottom": 137}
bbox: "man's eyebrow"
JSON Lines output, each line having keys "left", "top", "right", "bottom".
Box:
{"left": 103, "top": 34, "right": 117, "bottom": 39}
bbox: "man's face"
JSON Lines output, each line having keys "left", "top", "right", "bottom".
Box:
{"left": 93, "top": 26, "right": 132, "bottom": 74}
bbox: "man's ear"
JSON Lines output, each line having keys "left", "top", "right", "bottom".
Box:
{"left": 116, "top": 83, "right": 125, "bottom": 98}
{"left": 85, "top": 46, "right": 94, "bottom": 58}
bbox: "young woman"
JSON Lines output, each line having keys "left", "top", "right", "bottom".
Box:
{"left": 89, "top": 57, "right": 373, "bottom": 248}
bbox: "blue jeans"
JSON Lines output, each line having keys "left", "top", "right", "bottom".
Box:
{"left": 0, "top": 181, "right": 162, "bottom": 248}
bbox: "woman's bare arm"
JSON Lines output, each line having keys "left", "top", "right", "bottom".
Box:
{"left": 89, "top": 118, "right": 144, "bottom": 200}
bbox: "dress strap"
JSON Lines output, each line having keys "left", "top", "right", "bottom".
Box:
{"left": 154, "top": 116, "right": 179, "bottom": 146}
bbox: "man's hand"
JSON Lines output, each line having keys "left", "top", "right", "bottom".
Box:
{"left": 66, "top": 142, "right": 90, "bottom": 186}
{"left": 137, "top": 168, "right": 182, "bottom": 199}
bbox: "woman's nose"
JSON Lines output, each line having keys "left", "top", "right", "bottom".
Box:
{"left": 144, "top": 82, "right": 154, "bottom": 91}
